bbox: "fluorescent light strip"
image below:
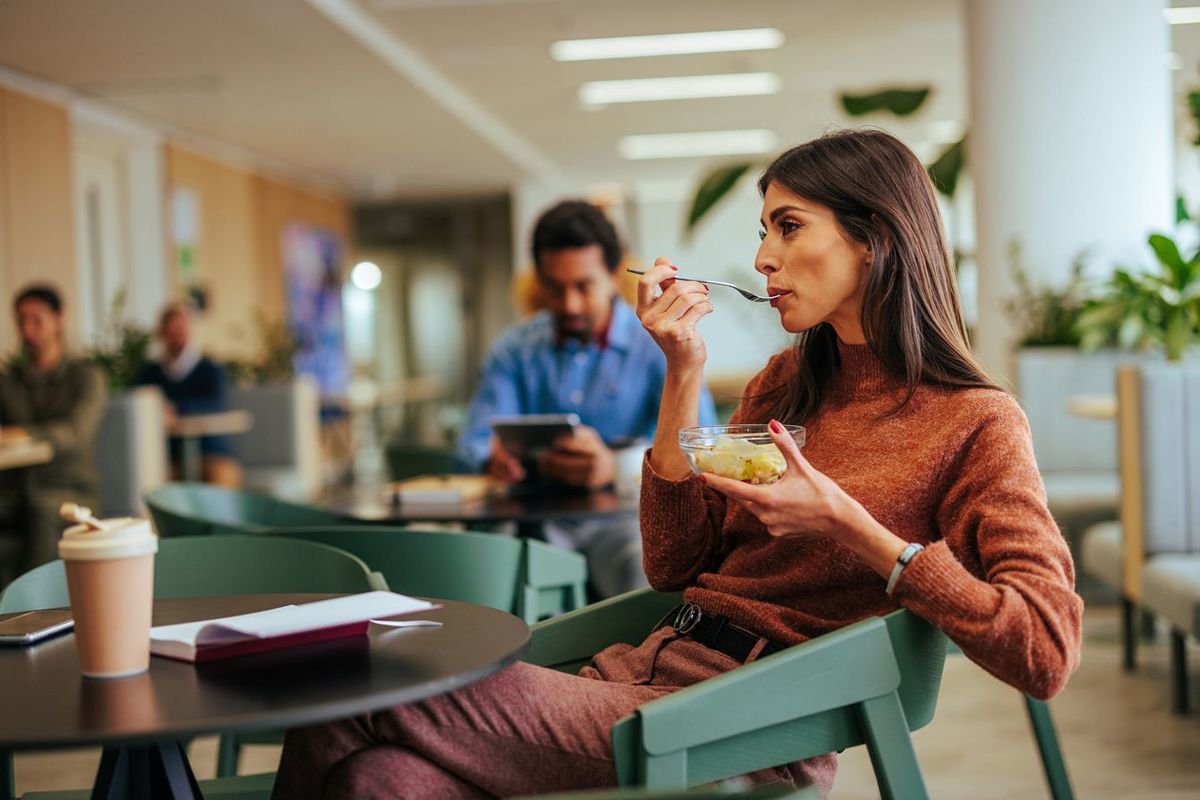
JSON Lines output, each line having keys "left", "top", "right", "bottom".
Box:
{"left": 552, "top": 28, "right": 784, "bottom": 61}
{"left": 619, "top": 129, "right": 778, "bottom": 160}
{"left": 1165, "top": 7, "right": 1200, "bottom": 24}
{"left": 581, "top": 73, "right": 781, "bottom": 106}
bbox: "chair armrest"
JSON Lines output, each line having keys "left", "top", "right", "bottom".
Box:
{"left": 635, "top": 615, "right": 902, "bottom": 755}
{"left": 525, "top": 588, "right": 682, "bottom": 668}
{"left": 367, "top": 571, "right": 390, "bottom": 591}
{"left": 524, "top": 539, "right": 587, "bottom": 589}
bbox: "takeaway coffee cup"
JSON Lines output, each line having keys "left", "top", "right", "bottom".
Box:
{"left": 58, "top": 518, "right": 158, "bottom": 679}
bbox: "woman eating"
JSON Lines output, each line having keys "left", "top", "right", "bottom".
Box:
{"left": 271, "top": 129, "right": 1083, "bottom": 799}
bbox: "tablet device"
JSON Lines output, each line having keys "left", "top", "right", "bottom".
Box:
{"left": 0, "top": 609, "right": 74, "bottom": 646}
{"left": 491, "top": 413, "right": 581, "bottom": 460}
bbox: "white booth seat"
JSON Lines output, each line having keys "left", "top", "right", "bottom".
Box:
{"left": 95, "top": 386, "right": 168, "bottom": 517}
{"left": 1081, "top": 521, "right": 1122, "bottom": 590}
{"left": 1141, "top": 556, "right": 1200, "bottom": 639}
{"left": 227, "top": 376, "right": 322, "bottom": 501}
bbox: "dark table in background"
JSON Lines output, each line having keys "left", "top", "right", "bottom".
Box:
{"left": 0, "top": 594, "right": 529, "bottom": 799}
{"left": 325, "top": 485, "right": 638, "bottom": 539}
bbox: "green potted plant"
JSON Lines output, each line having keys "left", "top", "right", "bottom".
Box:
{"left": 84, "top": 289, "right": 152, "bottom": 390}
{"left": 1077, "top": 233, "right": 1200, "bottom": 362}
{"left": 1005, "top": 242, "right": 1091, "bottom": 349}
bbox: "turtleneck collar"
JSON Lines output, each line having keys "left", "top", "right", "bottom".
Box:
{"left": 831, "top": 337, "right": 896, "bottom": 396}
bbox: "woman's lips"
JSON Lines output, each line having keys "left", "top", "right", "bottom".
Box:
{"left": 769, "top": 290, "right": 792, "bottom": 308}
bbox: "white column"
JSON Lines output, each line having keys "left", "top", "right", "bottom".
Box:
{"left": 965, "top": 0, "right": 1174, "bottom": 379}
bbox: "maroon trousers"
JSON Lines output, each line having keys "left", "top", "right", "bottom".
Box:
{"left": 271, "top": 627, "right": 837, "bottom": 799}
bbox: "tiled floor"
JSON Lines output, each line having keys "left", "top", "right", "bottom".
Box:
{"left": 13, "top": 607, "right": 1200, "bottom": 798}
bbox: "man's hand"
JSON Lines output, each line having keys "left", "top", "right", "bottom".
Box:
{"left": 539, "top": 425, "right": 616, "bottom": 489}
{"left": 485, "top": 435, "right": 527, "bottom": 484}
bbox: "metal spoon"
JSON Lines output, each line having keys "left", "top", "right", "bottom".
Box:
{"left": 626, "top": 268, "right": 780, "bottom": 303}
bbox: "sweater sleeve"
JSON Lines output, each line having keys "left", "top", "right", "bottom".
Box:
{"left": 25, "top": 365, "right": 108, "bottom": 458}
{"left": 890, "top": 394, "right": 1083, "bottom": 700}
{"left": 638, "top": 350, "right": 793, "bottom": 591}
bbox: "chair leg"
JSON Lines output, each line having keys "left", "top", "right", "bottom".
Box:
{"left": 1120, "top": 597, "right": 1137, "bottom": 672}
{"left": 857, "top": 693, "right": 928, "bottom": 800}
{"left": 216, "top": 733, "right": 239, "bottom": 778}
{"left": 1023, "top": 695, "right": 1074, "bottom": 800}
{"left": 1170, "top": 629, "right": 1190, "bottom": 715}
{"left": 1139, "top": 609, "right": 1157, "bottom": 640}
{"left": 1, "top": 751, "right": 14, "bottom": 800}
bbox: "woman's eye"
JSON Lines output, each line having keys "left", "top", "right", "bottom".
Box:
{"left": 780, "top": 220, "right": 801, "bottom": 235}
{"left": 757, "top": 229, "right": 766, "bottom": 241}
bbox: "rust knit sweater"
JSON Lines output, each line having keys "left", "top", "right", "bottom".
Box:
{"left": 639, "top": 340, "right": 1084, "bottom": 700}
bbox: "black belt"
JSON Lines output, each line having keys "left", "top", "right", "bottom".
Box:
{"left": 656, "top": 602, "right": 782, "bottom": 663}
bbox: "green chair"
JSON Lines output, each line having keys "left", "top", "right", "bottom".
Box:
{"left": 384, "top": 443, "right": 460, "bottom": 482}
{"left": 0, "top": 535, "right": 381, "bottom": 800}
{"left": 266, "top": 526, "right": 586, "bottom": 624}
{"left": 216, "top": 525, "right": 587, "bottom": 777}
{"left": 525, "top": 589, "right": 947, "bottom": 799}
{"left": 144, "top": 482, "right": 342, "bottom": 538}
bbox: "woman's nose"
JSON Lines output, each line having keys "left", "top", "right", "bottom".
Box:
{"left": 754, "top": 245, "right": 777, "bottom": 275}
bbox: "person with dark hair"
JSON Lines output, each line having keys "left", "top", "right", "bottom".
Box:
{"left": 0, "top": 284, "right": 107, "bottom": 576}
{"left": 274, "top": 131, "right": 1081, "bottom": 799}
{"left": 457, "top": 198, "right": 717, "bottom": 597}
{"left": 134, "top": 302, "right": 243, "bottom": 488}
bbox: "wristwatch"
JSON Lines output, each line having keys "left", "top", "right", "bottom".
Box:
{"left": 886, "top": 542, "right": 925, "bottom": 595}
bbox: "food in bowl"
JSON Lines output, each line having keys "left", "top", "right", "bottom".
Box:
{"left": 678, "top": 424, "right": 806, "bottom": 484}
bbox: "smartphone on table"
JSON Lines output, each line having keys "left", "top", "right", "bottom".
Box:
{"left": 0, "top": 609, "right": 74, "bottom": 645}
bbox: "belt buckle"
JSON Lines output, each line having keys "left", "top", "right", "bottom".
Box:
{"left": 673, "top": 602, "right": 703, "bottom": 635}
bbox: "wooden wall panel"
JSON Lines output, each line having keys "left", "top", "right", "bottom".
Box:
{"left": 252, "top": 175, "right": 352, "bottom": 325}
{"left": 164, "top": 144, "right": 350, "bottom": 360}
{"left": 165, "top": 145, "right": 262, "bottom": 359}
{"left": 0, "top": 88, "right": 76, "bottom": 353}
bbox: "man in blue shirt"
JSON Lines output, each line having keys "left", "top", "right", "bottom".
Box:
{"left": 458, "top": 199, "right": 717, "bottom": 596}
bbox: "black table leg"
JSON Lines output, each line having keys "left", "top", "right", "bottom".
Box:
{"left": 91, "top": 742, "right": 202, "bottom": 800}
{"left": 516, "top": 519, "right": 546, "bottom": 541}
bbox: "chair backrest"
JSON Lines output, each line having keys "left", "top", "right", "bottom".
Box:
{"left": 0, "top": 534, "right": 378, "bottom": 613}
{"left": 384, "top": 444, "right": 460, "bottom": 482}
{"left": 264, "top": 526, "right": 526, "bottom": 611}
{"left": 144, "top": 482, "right": 342, "bottom": 537}
{"left": 1119, "top": 362, "right": 1200, "bottom": 597}
{"left": 95, "top": 386, "right": 169, "bottom": 517}
{"left": 227, "top": 377, "right": 322, "bottom": 499}
{"left": 1015, "top": 348, "right": 1137, "bottom": 474}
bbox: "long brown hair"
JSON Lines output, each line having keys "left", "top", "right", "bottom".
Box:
{"left": 755, "top": 128, "right": 998, "bottom": 423}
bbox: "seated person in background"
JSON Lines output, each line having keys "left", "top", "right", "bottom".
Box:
{"left": 457, "top": 199, "right": 717, "bottom": 597}
{"left": 275, "top": 129, "right": 1083, "bottom": 800}
{"left": 0, "top": 284, "right": 107, "bottom": 573}
{"left": 135, "top": 302, "right": 242, "bottom": 489}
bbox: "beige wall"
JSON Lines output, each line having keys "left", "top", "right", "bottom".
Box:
{"left": 0, "top": 87, "right": 76, "bottom": 354}
{"left": 164, "top": 145, "right": 351, "bottom": 359}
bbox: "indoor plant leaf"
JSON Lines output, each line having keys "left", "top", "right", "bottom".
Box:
{"left": 839, "top": 87, "right": 931, "bottom": 117}
{"left": 685, "top": 162, "right": 755, "bottom": 236}
{"left": 927, "top": 137, "right": 966, "bottom": 198}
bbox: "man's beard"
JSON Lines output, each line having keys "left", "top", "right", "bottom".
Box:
{"left": 555, "top": 314, "right": 592, "bottom": 341}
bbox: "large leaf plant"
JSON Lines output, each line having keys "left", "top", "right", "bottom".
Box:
{"left": 684, "top": 85, "right": 967, "bottom": 235}
{"left": 1076, "top": 234, "right": 1200, "bottom": 362}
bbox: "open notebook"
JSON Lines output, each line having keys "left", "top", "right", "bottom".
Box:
{"left": 150, "top": 591, "right": 439, "bottom": 663}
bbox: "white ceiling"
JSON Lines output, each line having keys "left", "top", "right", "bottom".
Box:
{"left": 16, "top": 0, "right": 1184, "bottom": 201}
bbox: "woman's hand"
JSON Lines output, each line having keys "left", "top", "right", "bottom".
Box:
{"left": 635, "top": 257, "right": 713, "bottom": 371}
{"left": 700, "top": 420, "right": 908, "bottom": 577}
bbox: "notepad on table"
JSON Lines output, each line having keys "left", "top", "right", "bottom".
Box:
{"left": 150, "top": 591, "right": 439, "bottom": 663}
{"left": 385, "top": 474, "right": 499, "bottom": 504}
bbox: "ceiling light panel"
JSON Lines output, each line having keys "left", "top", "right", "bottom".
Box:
{"left": 618, "top": 129, "right": 778, "bottom": 160}
{"left": 581, "top": 73, "right": 781, "bottom": 106}
{"left": 551, "top": 28, "right": 784, "bottom": 61}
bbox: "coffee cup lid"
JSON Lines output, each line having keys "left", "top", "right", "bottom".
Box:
{"left": 58, "top": 518, "right": 158, "bottom": 562}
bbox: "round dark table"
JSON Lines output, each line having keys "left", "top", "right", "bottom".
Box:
{"left": 326, "top": 486, "right": 638, "bottom": 539}
{"left": 0, "top": 594, "right": 529, "bottom": 799}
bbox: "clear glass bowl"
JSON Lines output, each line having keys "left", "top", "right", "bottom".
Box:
{"left": 678, "top": 424, "right": 806, "bottom": 484}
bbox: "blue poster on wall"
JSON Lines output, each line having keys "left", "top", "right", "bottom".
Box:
{"left": 283, "top": 222, "right": 349, "bottom": 404}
